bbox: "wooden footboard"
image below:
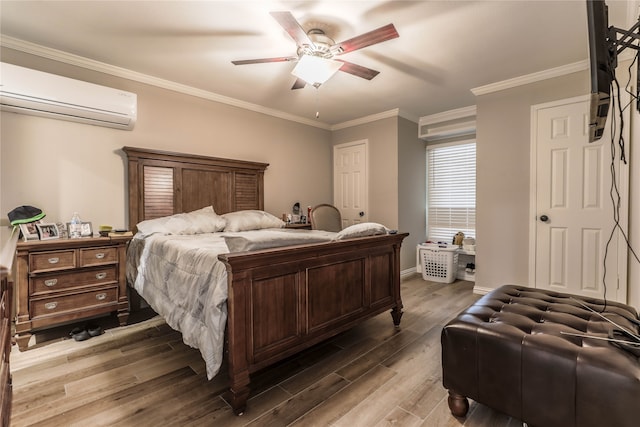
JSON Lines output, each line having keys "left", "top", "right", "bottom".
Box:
{"left": 218, "top": 232, "right": 407, "bottom": 415}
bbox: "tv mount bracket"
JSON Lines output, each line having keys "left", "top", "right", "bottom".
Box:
{"left": 606, "top": 18, "right": 640, "bottom": 160}
{"left": 609, "top": 18, "right": 640, "bottom": 67}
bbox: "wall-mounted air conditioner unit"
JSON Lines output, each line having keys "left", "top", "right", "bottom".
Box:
{"left": 0, "top": 62, "right": 137, "bottom": 130}
{"left": 419, "top": 105, "right": 476, "bottom": 142}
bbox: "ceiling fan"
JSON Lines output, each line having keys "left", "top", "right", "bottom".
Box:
{"left": 232, "top": 11, "right": 399, "bottom": 90}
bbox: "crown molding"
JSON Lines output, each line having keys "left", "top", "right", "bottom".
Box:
{"left": 418, "top": 105, "right": 476, "bottom": 142}
{"left": 419, "top": 105, "right": 476, "bottom": 126}
{"left": 331, "top": 108, "right": 400, "bottom": 130}
{"left": 471, "top": 60, "right": 588, "bottom": 96}
{"left": 331, "top": 108, "right": 418, "bottom": 131}
{"left": 0, "top": 35, "right": 333, "bottom": 130}
{"left": 398, "top": 110, "right": 420, "bottom": 125}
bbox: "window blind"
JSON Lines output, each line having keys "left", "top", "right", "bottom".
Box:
{"left": 426, "top": 142, "right": 476, "bottom": 242}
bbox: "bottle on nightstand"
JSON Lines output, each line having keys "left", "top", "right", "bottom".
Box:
{"left": 69, "top": 212, "right": 82, "bottom": 238}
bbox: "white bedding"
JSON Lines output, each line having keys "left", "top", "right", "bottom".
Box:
{"left": 126, "top": 229, "right": 335, "bottom": 379}
{"left": 127, "top": 233, "right": 230, "bottom": 379}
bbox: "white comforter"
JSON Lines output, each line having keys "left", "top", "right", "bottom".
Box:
{"left": 126, "top": 229, "right": 336, "bottom": 379}
{"left": 127, "top": 233, "right": 230, "bottom": 379}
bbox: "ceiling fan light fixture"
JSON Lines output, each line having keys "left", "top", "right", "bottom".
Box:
{"left": 291, "top": 54, "right": 342, "bottom": 86}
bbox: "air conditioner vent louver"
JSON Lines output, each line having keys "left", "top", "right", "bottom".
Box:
{"left": 0, "top": 62, "right": 137, "bottom": 130}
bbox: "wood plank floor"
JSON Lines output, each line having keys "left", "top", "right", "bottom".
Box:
{"left": 10, "top": 277, "right": 523, "bottom": 426}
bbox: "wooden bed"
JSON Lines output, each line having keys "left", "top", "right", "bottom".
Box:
{"left": 123, "top": 146, "right": 408, "bottom": 415}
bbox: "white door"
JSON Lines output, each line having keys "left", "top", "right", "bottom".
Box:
{"left": 334, "top": 140, "right": 368, "bottom": 228}
{"left": 531, "top": 96, "right": 628, "bottom": 302}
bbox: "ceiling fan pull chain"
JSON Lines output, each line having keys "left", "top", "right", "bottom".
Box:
{"left": 315, "top": 88, "right": 320, "bottom": 119}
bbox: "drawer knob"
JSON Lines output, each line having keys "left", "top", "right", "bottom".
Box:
{"left": 44, "top": 279, "right": 58, "bottom": 287}
{"left": 44, "top": 302, "right": 58, "bottom": 310}
{"left": 95, "top": 272, "right": 107, "bottom": 280}
{"left": 95, "top": 253, "right": 105, "bottom": 259}
{"left": 48, "top": 257, "right": 60, "bottom": 264}
{"left": 96, "top": 293, "right": 107, "bottom": 301}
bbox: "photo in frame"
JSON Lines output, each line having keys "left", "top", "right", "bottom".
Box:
{"left": 80, "top": 222, "right": 93, "bottom": 237}
{"left": 36, "top": 223, "right": 60, "bottom": 240}
{"left": 56, "top": 222, "right": 68, "bottom": 239}
{"left": 66, "top": 221, "right": 93, "bottom": 237}
{"left": 19, "top": 221, "right": 40, "bottom": 241}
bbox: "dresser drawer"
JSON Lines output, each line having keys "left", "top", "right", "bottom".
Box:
{"left": 31, "top": 287, "right": 118, "bottom": 319}
{"left": 80, "top": 247, "right": 117, "bottom": 267}
{"left": 30, "top": 250, "right": 76, "bottom": 273}
{"left": 31, "top": 266, "right": 117, "bottom": 296}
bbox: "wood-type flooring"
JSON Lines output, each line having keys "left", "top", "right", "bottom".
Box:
{"left": 10, "top": 277, "right": 522, "bottom": 426}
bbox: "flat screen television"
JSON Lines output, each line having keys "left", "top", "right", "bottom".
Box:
{"left": 586, "top": 0, "right": 615, "bottom": 142}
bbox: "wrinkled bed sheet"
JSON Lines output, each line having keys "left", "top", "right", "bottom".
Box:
{"left": 126, "top": 229, "right": 335, "bottom": 379}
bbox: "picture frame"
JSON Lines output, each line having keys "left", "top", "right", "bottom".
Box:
{"left": 56, "top": 222, "right": 68, "bottom": 239}
{"left": 66, "top": 221, "right": 93, "bottom": 237}
{"left": 80, "top": 221, "right": 93, "bottom": 237}
{"left": 19, "top": 221, "right": 40, "bottom": 241}
{"left": 36, "top": 223, "right": 60, "bottom": 241}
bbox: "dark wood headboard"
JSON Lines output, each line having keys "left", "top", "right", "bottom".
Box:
{"left": 123, "top": 147, "right": 268, "bottom": 229}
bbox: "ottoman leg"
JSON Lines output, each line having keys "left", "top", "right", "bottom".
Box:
{"left": 447, "top": 390, "right": 469, "bottom": 417}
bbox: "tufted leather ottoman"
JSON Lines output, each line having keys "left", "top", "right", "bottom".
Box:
{"left": 441, "top": 285, "right": 640, "bottom": 427}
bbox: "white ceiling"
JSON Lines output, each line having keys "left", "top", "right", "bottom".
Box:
{"left": 0, "top": 1, "right": 633, "bottom": 128}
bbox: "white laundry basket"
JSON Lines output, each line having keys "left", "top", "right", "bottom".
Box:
{"left": 419, "top": 244, "right": 459, "bottom": 283}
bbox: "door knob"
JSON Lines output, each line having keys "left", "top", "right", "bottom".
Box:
{"left": 539, "top": 214, "right": 549, "bottom": 222}
{"left": 359, "top": 211, "right": 365, "bottom": 217}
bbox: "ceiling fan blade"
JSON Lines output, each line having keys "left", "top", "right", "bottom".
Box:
{"left": 335, "top": 60, "right": 380, "bottom": 80}
{"left": 291, "top": 78, "right": 307, "bottom": 90}
{"left": 331, "top": 23, "right": 399, "bottom": 55}
{"left": 232, "top": 56, "right": 297, "bottom": 65}
{"left": 270, "top": 11, "right": 316, "bottom": 49}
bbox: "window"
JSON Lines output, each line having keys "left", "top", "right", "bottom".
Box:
{"left": 426, "top": 141, "right": 476, "bottom": 242}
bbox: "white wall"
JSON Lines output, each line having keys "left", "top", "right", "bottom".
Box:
{"left": 0, "top": 48, "right": 425, "bottom": 273}
{"left": 475, "top": 66, "right": 639, "bottom": 309}
{"left": 476, "top": 71, "right": 587, "bottom": 291}
{"left": 0, "top": 48, "right": 332, "bottom": 239}
{"left": 332, "top": 117, "right": 399, "bottom": 228}
{"left": 331, "top": 116, "right": 425, "bottom": 271}
{"left": 398, "top": 117, "right": 427, "bottom": 270}
{"left": 628, "top": 71, "right": 640, "bottom": 311}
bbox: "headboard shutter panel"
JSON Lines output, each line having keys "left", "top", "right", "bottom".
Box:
{"left": 143, "top": 166, "right": 175, "bottom": 220}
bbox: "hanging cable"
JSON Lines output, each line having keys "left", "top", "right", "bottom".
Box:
{"left": 600, "top": 50, "right": 640, "bottom": 312}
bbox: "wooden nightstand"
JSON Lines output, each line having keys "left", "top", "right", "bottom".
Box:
{"left": 15, "top": 235, "right": 131, "bottom": 350}
{"left": 284, "top": 223, "right": 312, "bottom": 230}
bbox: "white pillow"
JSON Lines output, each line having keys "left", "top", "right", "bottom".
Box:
{"left": 222, "top": 210, "right": 285, "bottom": 232}
{"left": 333, "top": 222, "right": 388, "bottom": 240}
{"left": 136, "top": 206, "right": 226, "bottom": 236}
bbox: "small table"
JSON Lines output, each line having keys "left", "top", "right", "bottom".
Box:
{"left": 285, "top": 223, "right": 312, "bottom": 230}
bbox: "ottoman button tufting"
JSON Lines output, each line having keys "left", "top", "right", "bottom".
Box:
{"left": 441, "top": 284, "right": 640, "bottom": 427}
